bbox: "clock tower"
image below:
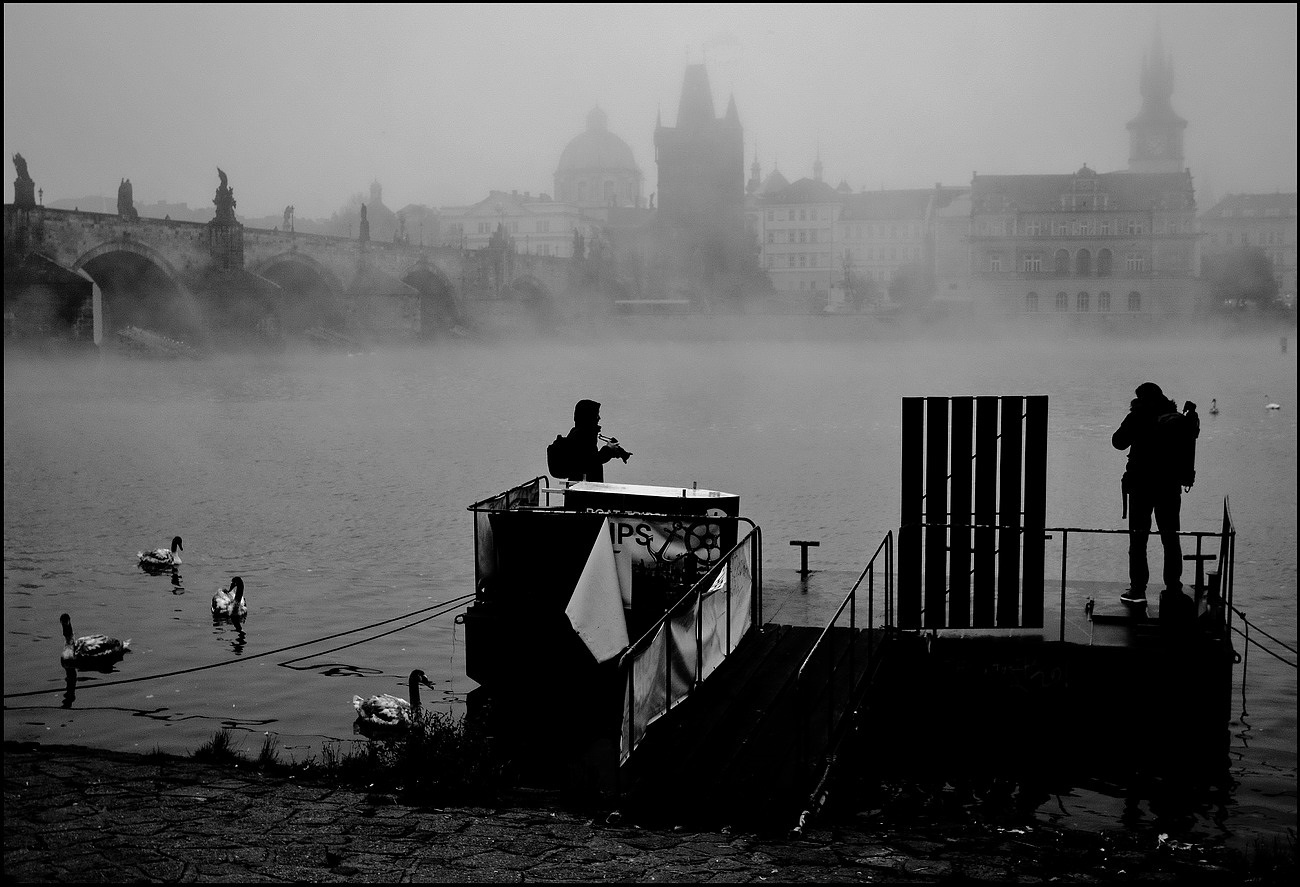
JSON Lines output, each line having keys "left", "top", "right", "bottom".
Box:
{"left": 1126, "top": 28, "right": 1186, "bottom": 173}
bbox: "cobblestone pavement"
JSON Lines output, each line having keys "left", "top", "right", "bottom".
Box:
{"left": 5, "top": 742, "right": 1246, "bottom": 883}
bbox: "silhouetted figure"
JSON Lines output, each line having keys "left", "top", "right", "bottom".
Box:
{"left": 13, "top": 152, "right": 35, "bottom": 208}
{"left": 117, "top": 178, "right": 138, "bottom": 220}
{"left": 359, "top": 203, "right": 370, "bottom": 242}
{"left": 1112, "top": 382, "right": 1199, "bottom": 606}
{"left": 213, "top": 167, "right": 237, "bottom": 224}
{"left": 562, "top": 399, "right": 631, "bottom": 483}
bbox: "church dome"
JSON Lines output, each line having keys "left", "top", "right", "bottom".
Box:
{"left": 557, "top": 107, "right": 639, "bottom": 173}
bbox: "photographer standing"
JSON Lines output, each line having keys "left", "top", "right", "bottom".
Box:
{"left": 562, "top": 399, "right": 631, "bottom": 483}
{"left": 1111, "top": 382, "right": 1199, "bottom": 607}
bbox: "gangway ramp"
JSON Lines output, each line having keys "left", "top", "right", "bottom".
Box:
{"left": 619, "top": 622, "right": 881, "bottom": 829}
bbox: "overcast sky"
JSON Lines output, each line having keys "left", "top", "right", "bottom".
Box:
{"left": 4, "top": 3, "right": 1296, "bottom": 220}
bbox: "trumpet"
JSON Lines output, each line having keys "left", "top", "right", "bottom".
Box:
{"left": 598, "top": 433, "right": 633, "bottom": 462}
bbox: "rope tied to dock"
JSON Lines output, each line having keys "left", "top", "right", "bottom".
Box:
{"left": 2, "top": 593, "right": 475, "bottom": 699}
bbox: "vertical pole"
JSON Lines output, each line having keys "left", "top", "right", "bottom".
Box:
{"left": 997, "top": 396, "right": 1023, "bottom": 627}
{"left": 1059, "top": 530, "right": 1069, "bottom": 643}
{"left": 973, "top": 397, "right": 998, "bottom": 626}
{"left": 925, "top": 398, "right": 950, "bottom": 629}
{"left": 1022, "top": 395, "right": 1048, "bottom": 628}
{"left": 949, "top": 397, "right": 973, "bottom": 628}
{"left": 900, "top": 398, "right": 924, "bottom": 628}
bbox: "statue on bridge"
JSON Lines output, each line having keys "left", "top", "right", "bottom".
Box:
{"left": 213, "top": 167, "right": 237, "bottom": 225}
{"left": 283, "top": 205, "right": 296, "bottom": 233}
{"left": 12, "top": 153, "right": 36, "bottom": 208}
{"left": 359, "top": 203, "right": 370, "bottom": 242}
{"left": 117, "top": 178, "right": 139, "bottom": 221}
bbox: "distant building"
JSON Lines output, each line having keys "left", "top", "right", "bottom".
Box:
{"left": 441, "top": 190, "right": 597, "bottom": 258}
{"left": 653, "top": 64, "right": 750, "bottom": 297}
{"left": 753, "top": 175, "right": 842, "bottom": 311}
{"left": 1126, "top": 28, "right": 1187, "bottom": 174}
{"left": 968, "top": 164, "right": 1201, "bottom": 316}
{"left": 554, "top": 107, "right": 644, "bottom": 210}
{"left": 1199, "top": 192, "right": 1298, "bottom": 304}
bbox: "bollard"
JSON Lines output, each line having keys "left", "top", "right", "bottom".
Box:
{"left": 790, "top": 540, "right": 820, "bottom": 580}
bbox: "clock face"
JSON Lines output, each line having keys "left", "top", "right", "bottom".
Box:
{"left": 1143, "top": 132, "right": 1166, "bottom": 155}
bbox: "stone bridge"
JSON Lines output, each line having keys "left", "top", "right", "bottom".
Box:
{"left": 4, "top": 204, "right": 595, "bottom": 347}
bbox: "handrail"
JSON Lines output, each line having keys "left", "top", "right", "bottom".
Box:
{"left": 794, "top": 530, "right": 893, "bottom": 774}
{"left": 896, "top": 496, "right": 1236, "bottom": 643}
{"left": 617, "top": 523, "right": 763, "bottom": 767}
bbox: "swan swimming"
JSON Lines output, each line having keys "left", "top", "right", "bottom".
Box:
{"left": 353, "top": 669, "right": 435, "bottom": 731}
{"left": 211, "top": 576, "right": 247, "bottom": 619}
{"left": 139, "top": 536, "right": 183, "bottom": 569}
{"left": 60, "top": 613, "right": 130, "bottom": 669}
{"left": 1208, "top": 399, "right": 1219, "bottom": 415}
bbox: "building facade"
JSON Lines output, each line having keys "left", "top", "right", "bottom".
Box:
{"left": 441, "top": 190, "right": 598, "bottom": 258}
{"left": 653, "top": 64, "right": 748, "bottom": 289}
{"left": 968, "top": 165, "right": 1201, "bottom": 316}
{"left": 1199, "top": 193, "right": 1297, "bottom": 306}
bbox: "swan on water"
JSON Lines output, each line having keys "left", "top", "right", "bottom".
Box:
{"left": 353, "top": 669, "right": 435, "bottom": 730}
{"left": 1265, "top": 401, "right": 1281, "bottom": 410}
{"left": 1208, "top": 399, "right": 1219, "bottom": 415}
{"left": 139, "top": 536, "right": 183, "bottom": 569}
{"left": 60, "top": 613, "right": 130, "bottom": 669}
{"left": 211, "top": 576, "right": 247, "bottom": 619}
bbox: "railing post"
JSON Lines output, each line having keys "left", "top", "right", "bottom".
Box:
{"left": 1059, "top": 529, "right": 1069, "bottom": 643}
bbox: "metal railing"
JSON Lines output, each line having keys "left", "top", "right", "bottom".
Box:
{"left": 897, "top": 497, "right": 1237, "bottom": 642}
{"left": 794, "top": 530, "right": 894, "bottom": 773}
{"left": 617, "top": 523, "right": 762, "bottom": 767}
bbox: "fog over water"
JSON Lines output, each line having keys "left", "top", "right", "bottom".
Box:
{"left": 3, "top": 327, "right": 1296, "bottom": 846}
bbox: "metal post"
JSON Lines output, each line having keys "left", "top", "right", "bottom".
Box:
{"left": 1059, "top": 530, "right": 1069, "bottom": 642}
{"left": 791, "top": 540, "right": 819, "bottom": 578}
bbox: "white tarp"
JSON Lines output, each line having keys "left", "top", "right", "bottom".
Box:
{"left": 565, "top": 518, "right": 630, "bottom": 663}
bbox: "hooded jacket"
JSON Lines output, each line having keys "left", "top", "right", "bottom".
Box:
{"left": 1112, "top": 384, "right": 1181, "bottom": 488}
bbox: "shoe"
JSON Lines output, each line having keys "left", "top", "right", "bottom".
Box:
{"left": 1120, "top": 590, "right": 1148, "bottom": 605}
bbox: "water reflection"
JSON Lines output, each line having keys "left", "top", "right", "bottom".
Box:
{"left": 211, "top": 613, "right": 247, "bottom": 655}
{"left": 62, "top": 666, "right": 76, "bottom": 709}
{"left": 170, "top": 567, "right": 184, "bottom": 594}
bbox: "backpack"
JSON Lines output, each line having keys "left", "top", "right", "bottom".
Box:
{"left": 1156, "top": 405, "right": 1200, "bottom": 490}
{"left": 546, "top": 434, "right": 573, "bottom": 480}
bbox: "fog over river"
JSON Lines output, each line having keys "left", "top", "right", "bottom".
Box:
{"left": 4, "top": 327, "right": 1295, "bottom": 845}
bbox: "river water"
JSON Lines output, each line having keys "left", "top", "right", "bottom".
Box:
{"left": 4, "top": 324, "right": 1295, "bottom": 847}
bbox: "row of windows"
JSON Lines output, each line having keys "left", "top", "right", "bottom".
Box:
{"left": 987, "top": 249, "right": 1145, "bottom": 275}
{"left": 1024, "top": 291, "right": 1142, "bottom": 312}
{"left": 767, "top": 253, "right": 830, "bottom": 269}
{"left": 847, "top": 246, "right": 922, "bottom": 262}
{"left": 979, "top": 219, "right": 1154, "bottom": 237}
{"left": 766, "top": 207, "right": 833, "bottom": 222}
{"left": 841, "top": 223, "right": 922, "bottom": 241}
{"left": 1210, "top": 230, "right": 1292, "bottom": 247}
{"left": 766, "top": 228, "right": 828, "bottom": 244}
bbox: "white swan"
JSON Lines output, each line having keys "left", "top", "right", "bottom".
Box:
{"left": 139, "top": 536, "right": 183, "bottom": 569}
{"left": 211, "top": 576, "right": 247, "bottom": 619}
{"left": 60, "top": 613, "right": 130, "bottom": 669}
{"left": 1265, "top": 401, "right": 1281, "bottom": 410}
{"left": 353, "top": 669, "right": 435, "bottom": 731}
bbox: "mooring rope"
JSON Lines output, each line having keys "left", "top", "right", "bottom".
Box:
{"left": 1229, "top": 623, "right": 1297, "bottom": 668}
{"left": 2, "top": 593, "right": 475, "bottom": 700}
{"left": 1229, "top": 605, "right": 1297, "bottom": 655}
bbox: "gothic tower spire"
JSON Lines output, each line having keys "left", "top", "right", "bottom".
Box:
{"left": 1126, "top": 26, "right": 1186, "bottom": 174}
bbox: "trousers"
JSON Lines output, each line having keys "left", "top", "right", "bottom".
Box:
{"left": 1127, "top": 483, "right": 1182, "bottom": 592}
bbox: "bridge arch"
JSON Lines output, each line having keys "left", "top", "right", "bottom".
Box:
{"left": 74, "top": 239, "right": 199, "bottom": 344}
{"left": 248, "top": 252, "right": 349, "bottom": 340}
{"left": 401, "top": 261, "right": 461, "bottom": 338}
{"left": 509, "top": 274, "right": 558, "bottom": 332}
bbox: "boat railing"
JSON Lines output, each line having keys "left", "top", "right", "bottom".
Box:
{"left": 896, "top": 496, "right": 1236, "bottom": 642}
{"left": 794, "top": 529, "right": 894, "bottom": 775}
{"left": 616, "top": 523, "right": 763, "bottom": 767}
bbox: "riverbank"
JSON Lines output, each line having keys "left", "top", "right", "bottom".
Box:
{"left": 5, "top": 741, "right": 1287, "bottom": 883}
